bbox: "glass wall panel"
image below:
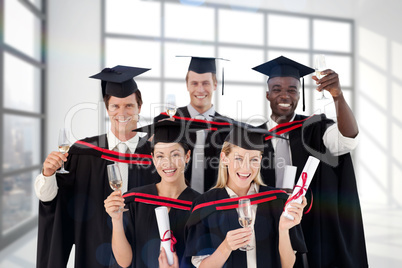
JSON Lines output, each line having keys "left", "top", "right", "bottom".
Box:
{"left": 4, "top": 0, "right": 41, "bottom": 60}
{"left": 3, "top": 52, "right": 41, "bottom": 113}
{"left": 2, "top": 115, "right": 41, "bottom": 172}
{"left": 2, "top": 171, "right": 38, "bottom": 234}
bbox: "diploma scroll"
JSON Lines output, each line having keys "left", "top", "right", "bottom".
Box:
{"left": 282, "top": 165, "right": 297, "bottom": 189}
{"left": 155, "top": 206, "right": 174, "bottom": 265}
{"left": 283, "top": 156, "right": 320, "bottom": 220}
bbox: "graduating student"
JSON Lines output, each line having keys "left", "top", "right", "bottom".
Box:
{"left": 104, "top": 120, "right": 203, "bottom": 268}
{"left": 154, "top": 56, "right": 230, "bottom": 193}
{"left": 185, "top": 122, "right": 307, "bottom": 268}
{"left": 35, "top": 66, "right": 159, "bottom": 268}
{"left": 252, "top": 56, "right": 368, "bottom": 267}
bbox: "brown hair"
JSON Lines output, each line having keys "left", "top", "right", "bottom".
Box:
{"left": 213, "top": 142, "right": 266, "bottom": 189}
{"left": 103, "top": 90, "right": 143, "bottom": 109}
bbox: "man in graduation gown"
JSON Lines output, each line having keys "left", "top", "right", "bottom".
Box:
{"left": 154, "top": 56, "right": 230, "bottom": 193}
{"left": 35, "top": 66, "right": 160, "bottom": 268}
{"left": 252, "top": 56, "right": 368, "bottom": 267}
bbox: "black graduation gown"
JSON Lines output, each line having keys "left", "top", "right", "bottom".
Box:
{"left": 36, "top": 134, "right": 160, "bottom": 268}
{"left": 260, "top": 114, "right": 368, "bottom": 268}
{"left": 154, "top": 107, "right": 230, "bottom": 192}
{"left": 118, "top": 184, "right": 200, "bottom": 268}
{"left": 184, "top": 186, "right": 307, "bottom": 268}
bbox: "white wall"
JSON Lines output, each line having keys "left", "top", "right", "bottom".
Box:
{"left": 353, "top": 0, "right": 402, "bottom": 206}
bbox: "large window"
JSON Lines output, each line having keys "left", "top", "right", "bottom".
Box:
{"left": 0, "top": 0, "right": 46, "bottom": 249}
{"left": 103, "top": 0, "right": 354, "bottom": 125}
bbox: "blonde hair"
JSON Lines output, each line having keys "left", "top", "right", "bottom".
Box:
{"left": 213, "top": 142, "right": 266, "bottom": 189}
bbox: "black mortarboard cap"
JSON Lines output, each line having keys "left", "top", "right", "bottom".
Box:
{"left": 132, "top": 120, "right": 208, "bottom": 146}
{"left": 252, "top": 56, "right": 314, "bottom": 111}
{"left": 177, "top": 56, "right": 229, "bottom": 95}
{"left": 211, "top": 116, "right": 285, "bottom": 152}
{"left": 89, "top": 65, "right": 150, "bottom": 98}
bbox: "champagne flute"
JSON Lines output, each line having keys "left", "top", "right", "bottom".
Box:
{"left": 237, "top": 198, "right": 255, "bottom": 251}
{"left": 165, "top": 94, "right": 177, "bottom": 118}
{"left": 314, "top": 54, "right": 328, "bottom": 100}
{"left": 107, "top": 164, "right": 128, "bottom": 212}
{"left": 57, "top": 128, "right": 71, "bottom": 174}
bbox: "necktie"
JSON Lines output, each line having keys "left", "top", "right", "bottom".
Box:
{"left": 275, "top": 135, "right": 291, "bottom": 188}
{"left": 191, "top": 115, "right": 206, "bottom": 193}
{"left": 117, "top": 142, "right": 129, "bottom": 193}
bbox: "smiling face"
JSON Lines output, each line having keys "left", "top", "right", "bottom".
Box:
{"left": 106, "top": 93, "right": 141, "bottom": 141}
{"left": 186, "top": 71, "right": 217, "bottom": 114}
{"left": 267, "top": 76, "right": 301, "bottom": 124}
{"left": 152, "top": 143, "right": 190, "bottom": 184}
{"left": 221, "top": 145, "right": 262, "bottom": 195}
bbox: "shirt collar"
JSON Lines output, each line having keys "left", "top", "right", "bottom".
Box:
{"left": 187, "top": 104, "right": 216, "bottom": 120}
{"left": 267, "top": 113, "right": 297, "bottom": 131}
{"left": 107, "top": 130, "right": 139, "bottom": 153}
{"left": 225, "top": 182, "right": 259, "bottom": 198}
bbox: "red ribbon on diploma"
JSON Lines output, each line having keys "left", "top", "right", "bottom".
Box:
{"left": 284, "top": 172, "right": 308, "bottom": 212}
{"left": 161, "top": 230, "right": 177, "bottom": 252}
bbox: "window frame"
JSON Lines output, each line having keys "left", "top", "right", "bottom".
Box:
{"left": 102, "top": 0, "right": 354, "bottom": 125}
{"left": 0, "top": 0, "right": 47, "bottom": 250}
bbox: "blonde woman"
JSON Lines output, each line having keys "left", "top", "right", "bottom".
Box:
{"left": 185, "top": 124, "right": 307, "bottom": 268}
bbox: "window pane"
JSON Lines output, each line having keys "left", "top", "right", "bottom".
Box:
{"left": 3, "top": 115, "right": 41, "bottom": 172}
{"left": 105, "top": 38, "right": 161, "bottom": 78}
{"left": 105, "top": 0, "right": 160, "bottom": 37}
{"left": 319, "top": 55, "right": 352, "bottom": 87}
{"left": 312, "top": 89, "right": 352, "bottom": 120}
{"left": 218, "top": 9, "right": 264, "bottom": 46}
{"left": 164, "top": 42, "right": 215, "bottom": 79}
{"left": 4, "top": 0, "right": 41, "bottom": 60}
{"left": 3, "top": 52, "right": 41, "bottom": 113}
{"left": 219, "top": 47, "right": 264, "bottom": 83}
{"left": 28, "top": 0, "right": 42, "bottom": 10}
{"left": 164, "top": 82, "right": 191, "bottom": 109}
{"left": 313, "top": 19, "right": 351, "bottom": 52}
{"left": 268, "top": 14, "right": 309, "bottom": 49}
{"left": 135, "top": 80, "right": 161, "bottom": 122}
{"left": 165, "top": 3, "right": 215, "bottom": 41}
{"left": 2, "top": 171, "right": 38, "bottom": 234}
{"left": 217, "top": 85, "right": 265, "bottom": 120}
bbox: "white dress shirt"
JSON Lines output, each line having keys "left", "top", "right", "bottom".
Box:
{"left": 267, "top": 114, "right": 359, "bottom": 160}
{"left": 191, "top": 183, "right": 259, "bottom": 268}
{"left": 187, "top": 104, "right": 216, "bottom": 125}
{"left": 34, "top": 131, "right": 139, "bottom": 202}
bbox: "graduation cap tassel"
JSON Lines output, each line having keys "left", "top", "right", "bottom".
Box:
{"left": 302, "top": 77, "right": 305, "bottom": 112}
{"left": 222, "top": 67, "right": 225, "bottom": 95}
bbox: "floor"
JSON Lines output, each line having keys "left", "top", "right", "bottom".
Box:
{"left": 0, "top": 202, "right": 401, "bottom": 267}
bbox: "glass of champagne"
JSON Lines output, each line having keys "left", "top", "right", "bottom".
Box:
{"left": 57, "top": 128, "right": 71, "bottom": 174}
{"left": 314, "top": 54, "right": 328, "bottom": 100}
{"left": 165, "top": 94, "right": 177, "bottom": 118}
{"left": 107, "top": 164, "right": 128, "bottom": 212}
{"left": 237, "top": 198, "right": 255, "bottom": 251}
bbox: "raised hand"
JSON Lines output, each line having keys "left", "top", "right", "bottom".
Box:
{"left": 312, "top": 69, "right": 342, "bottom": 98}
